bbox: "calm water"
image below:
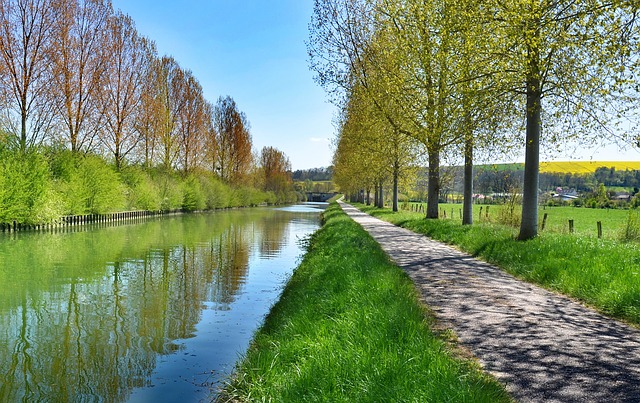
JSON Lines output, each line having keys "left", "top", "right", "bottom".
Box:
{"left": 0, "top": 204, "right": 325, "bottom": 402}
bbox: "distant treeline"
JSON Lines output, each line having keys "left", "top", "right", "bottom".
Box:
{"left": 416, "top": 166, "right": 640, "bottom": 202}
{"left": 292, "top": 167, "right": 334, "bottom": 182}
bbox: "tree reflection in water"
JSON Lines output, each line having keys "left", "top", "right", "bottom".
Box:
{"left": 0, "top": 208, "right": 320, "bottom": 402}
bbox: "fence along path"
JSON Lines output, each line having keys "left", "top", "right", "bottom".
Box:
{"left": 339, "top": 201, "right": 640, "bottom": 403}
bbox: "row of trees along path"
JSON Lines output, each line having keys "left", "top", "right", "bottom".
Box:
{"left": 310, "top": 0, "right": 639, "bottom": 241}
{"left": 340, "top": 201, "right": 640, "bottom": 402}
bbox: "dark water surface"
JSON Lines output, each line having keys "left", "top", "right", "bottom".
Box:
{"left": 0, "top": 204, "right": 325, "bottom": 402}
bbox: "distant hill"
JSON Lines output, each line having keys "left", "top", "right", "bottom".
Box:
{"left": 475, "top": 161, "right": 640, "bottom": 174}
{"left": 539, "top": 161, "right": 640, "bottom": 174}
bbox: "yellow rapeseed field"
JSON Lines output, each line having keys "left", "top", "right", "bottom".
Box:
{"left": 539, "top": 161, "right": 640, "bottom": 174}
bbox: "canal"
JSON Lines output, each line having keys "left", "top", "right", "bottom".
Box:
{"left": 0, "top": 204, "right": 325, "bottom": 402}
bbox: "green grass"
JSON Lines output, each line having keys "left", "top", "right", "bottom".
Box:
{"left": 408, "top": 202, "right": 631, "bottom": 239}
{"left": 218, "top": 202, "right": 511, "bottom": 402}
{"left": 360, "top": 203, "right": 640, "bottom": 325}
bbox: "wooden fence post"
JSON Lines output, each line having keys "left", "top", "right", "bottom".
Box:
{"left": 597, "top": 221, "right": 602, "bottom": 239}
{"left": 569, "top": 219, "right": 574, "bottom": 233}
{"left": 541, "top": 213, "right": 548, "bottom": 231}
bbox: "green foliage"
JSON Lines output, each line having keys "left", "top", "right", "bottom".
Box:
{"left": 622, "top": 209, "right": 640, "bottom": 243}
{"left": 59, "top": 154, "right": 125, "bottom": 214}
{"left": 495, "top": 194, "right": 522, "bottom": 228}
{"left": 120, "top": 165, "right": 161, "bottom": 211}
{"left": 0, "top": 146, "right": 61, "bottom": 224}
{"left": 199, "top": 175, "right": 232, "bottom": 209}
{"left": 182, "top": 174, "right": 206, "bottom": 212}
{"left": 150, "top": 169, "right": 184, "bottom": 211}
{"left": 222, "top": 203, "right": 510, "bottom": 402}
{"left": 0, "top": 147, "right": 281, "bottom": 224}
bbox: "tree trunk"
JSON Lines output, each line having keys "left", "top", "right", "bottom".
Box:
{"left": 463, "top": 131, "right": 473, "bottom": 225}
{"left": 426, "top": 149, "right": 440, "bottom": 219}
{"left": 377, "top": 182, "right": 384, "bottom": 208}
{"left": 374, "top": 185, "right": 379, "bottom": 207}
{"left": 518, "top": 36, "right": 541, "bottom": 241}
{"left": 392, "top": 168, "right": 399, "bottom": 212}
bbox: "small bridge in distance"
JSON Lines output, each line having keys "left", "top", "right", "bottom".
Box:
{"left": 305, "top": 192, "right": 337, "bottom": 202}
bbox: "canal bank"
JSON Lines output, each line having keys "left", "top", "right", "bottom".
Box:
{"left": 218, "top": 202, "right": 509, "bottom": 402}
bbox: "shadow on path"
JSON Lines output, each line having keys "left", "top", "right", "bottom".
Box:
{"left": 340, "top": 202, "right": 640, "bottom": 403}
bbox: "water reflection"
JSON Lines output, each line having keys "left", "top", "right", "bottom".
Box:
{"left": 0, "top": 207, "right": 321, "bottom": 402}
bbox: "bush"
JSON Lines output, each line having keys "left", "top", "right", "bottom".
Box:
{"left": 61, "top": 154, "right": 124, "bottom": 214}
{"left": 0, "top": 146, "right": 60, "bottom": 223}
{"left": 151, "top": 169, "right": 183, "bottom": 210}
{"left": 182, "top": 175, "right": 206, "bottom": 212}
{"left": 120, "top": 165, "right": 161, "bottom": 211}
{"left": 494, "top": 193, "right": 521, "bottom": 227}
{"left": 621, "top": 209, "right": 640, "bottom": 242}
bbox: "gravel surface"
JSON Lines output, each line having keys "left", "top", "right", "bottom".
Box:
{"left": 340, "top": 202, "right": 640, "bottom": 403}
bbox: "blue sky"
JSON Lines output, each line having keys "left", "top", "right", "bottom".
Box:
{"left": 111, "top": 0, "right": 335, "bottom": 170}
{"left": 111, "top": 1, "right": 638, "bottom": 168}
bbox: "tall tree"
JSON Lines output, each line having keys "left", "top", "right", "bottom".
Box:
{"left": 50, "top": 0, "right": 112, "bottom": 153}
{"left": 177, "top": 71, "right": 206, "bottom": 174}
{"left": 134, "top": 43, "right": 161, "bottom": 168}
{"left": 98, "top": 11, "right": 148, "bottom": 169}
{"left": 213, "top": 96, "right": 253, "bottom": 184}
{"left": 154, "top": 56, "right": 184, "bottom": 170}
{"left": 260, "top": 146, "right": 292, "bottom": 195}
{"left": 490, "top": 0, "right": 639, "bottom": 240}
{"left": 0, "top": 0, "right": 55, "bottom": 149}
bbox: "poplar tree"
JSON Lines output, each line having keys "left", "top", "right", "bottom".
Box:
{"left": 98, "top": 11, "right": 149, "bottom": 169}
{"left": 50, "top": 0, "right": 111, "bottom": 153}
{"left": 0, "top": 0, "right": 55, "bottom": 149}
{"left": 213, "top": 96, "right": 253, "bottom": 185}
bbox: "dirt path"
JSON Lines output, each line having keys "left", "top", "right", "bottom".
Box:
{"left": 339, "top": 202, "right": 640, "bottom": 403}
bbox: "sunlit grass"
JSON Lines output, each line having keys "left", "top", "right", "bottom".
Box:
{"left": 218, "top": 202, "right": 511, "bottom": 402}
{"left": 360, "top": 203, "right": 640, "bottom": 325}
{"left": 408, "top": 202, "right": 631, "bottom": 239}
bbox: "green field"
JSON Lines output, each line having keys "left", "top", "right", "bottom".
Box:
{"left": 408, "top": 203, "right": 632, "bottom": 240}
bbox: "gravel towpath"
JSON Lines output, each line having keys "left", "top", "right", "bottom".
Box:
{"left": 339, "top": 202, "right": 640, "bottom": 403}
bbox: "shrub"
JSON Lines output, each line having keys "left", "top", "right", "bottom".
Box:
{"left": 0, "top": 146, "right": 60, "bottom": 223}
{"left": 151, "top": 169, "right": 183, "bottom": 211}
{"left": 621, "top": 209, "right": 640, "bottom": 242}
{"left": 120, "top": 165, "right": 161, "bottom": 211}
{"left": 494, "top": 193, "right": 522, "bottom": 227}
{"left": 182, "top": 175, "right": 206, "bottom": 212}
{"left": 62, "top": 154, "right": 124, "bottom": 214}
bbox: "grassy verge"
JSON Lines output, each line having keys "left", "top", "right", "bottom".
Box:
{"left": 358, "top": 204, "right": 640, "bottom": 325}
{"left": 218, "top": 202, "right": 511, "bottom": 402}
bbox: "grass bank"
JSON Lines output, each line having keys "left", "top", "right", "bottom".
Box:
{"left": 358, "top": 204, "right": 640, "bottom": 325}
{"left": 218, "top": 202, "right": 510, "bottom": 402}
